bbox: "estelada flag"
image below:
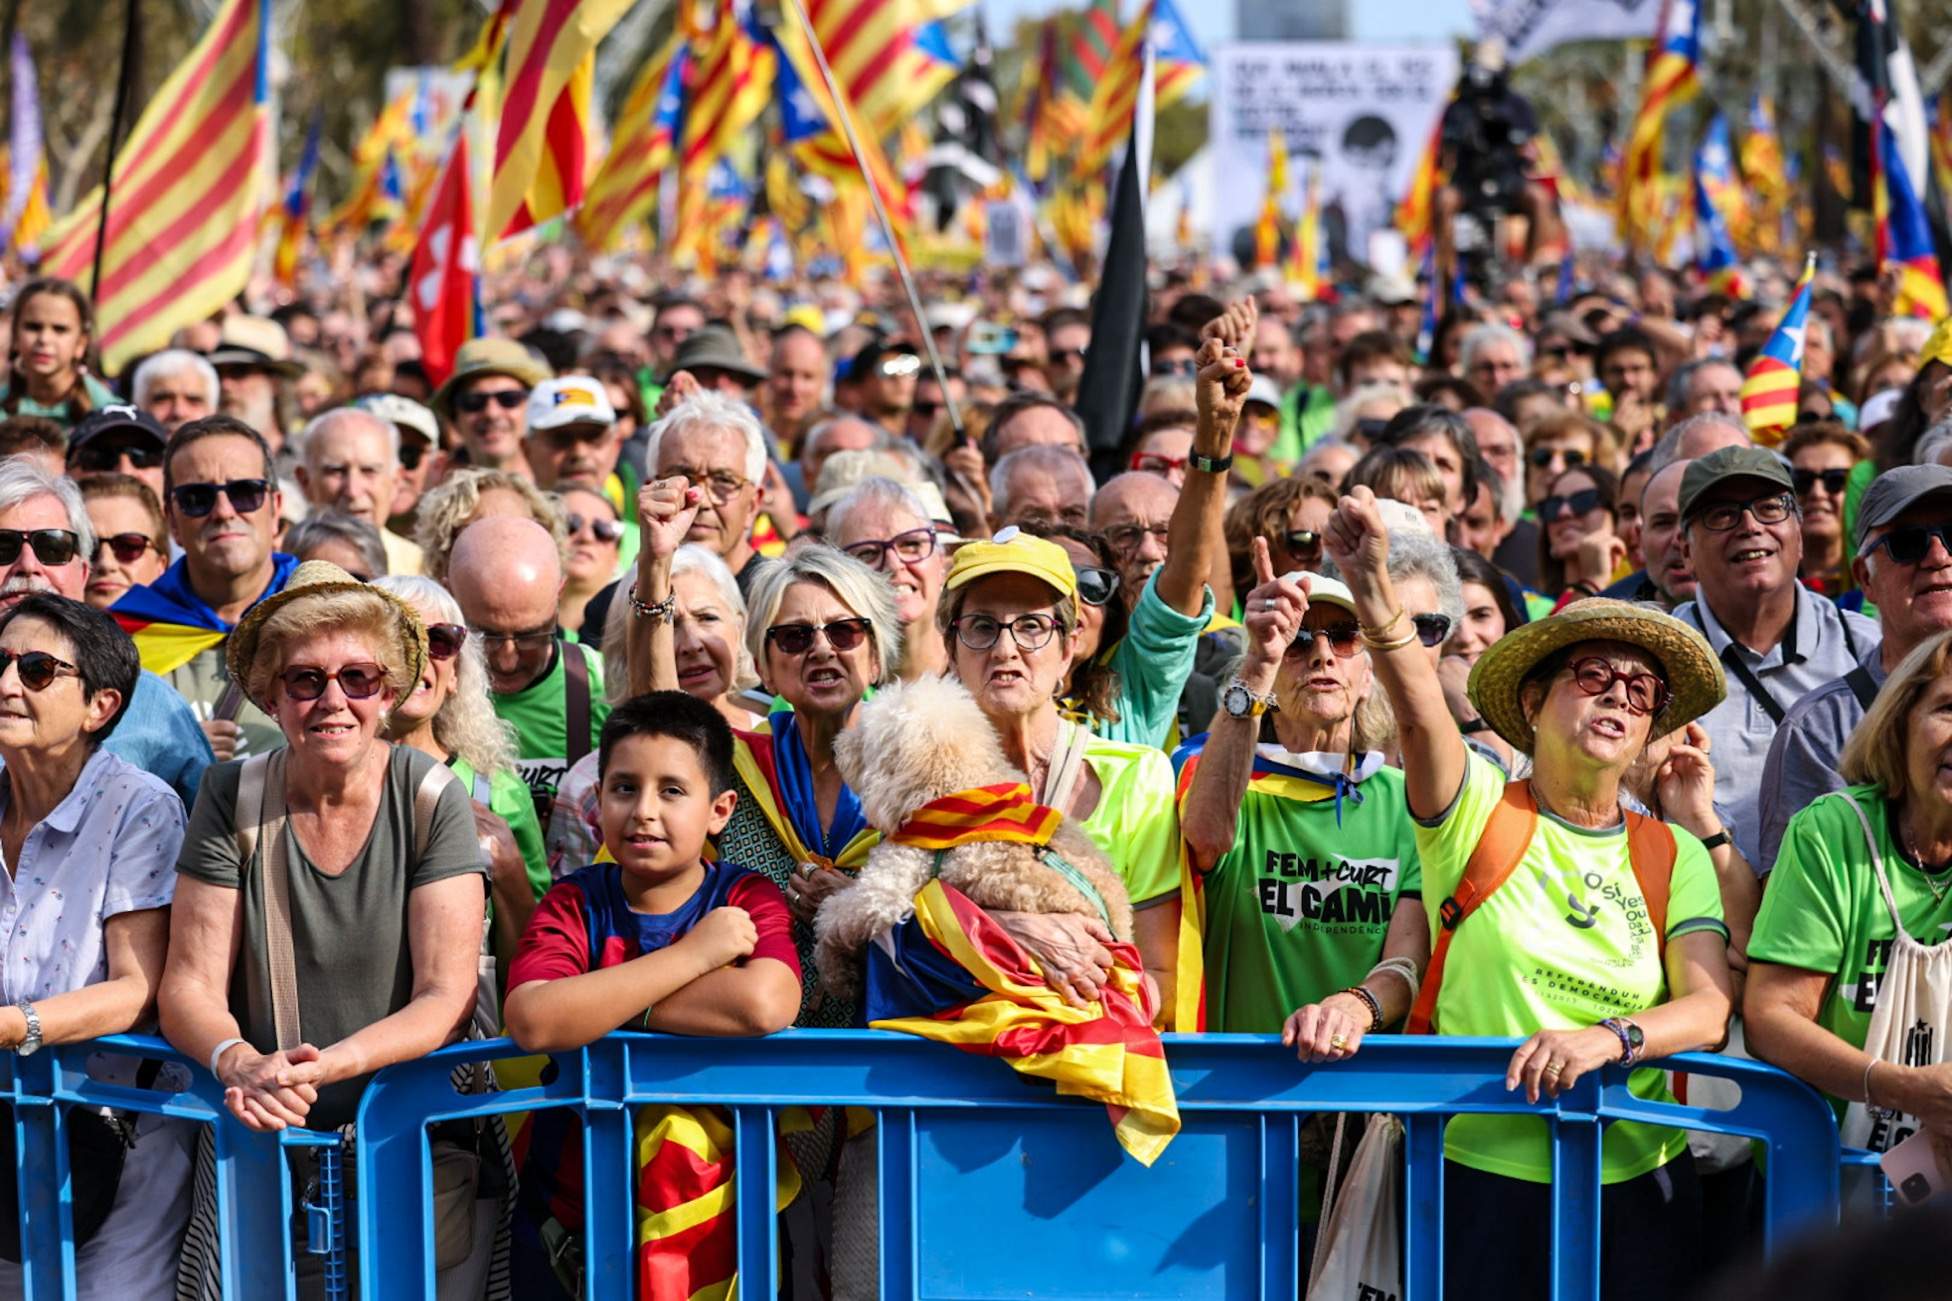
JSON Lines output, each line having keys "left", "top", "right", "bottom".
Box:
{"left": 1739, "top": 252, "right": 1815, "bottom": 446}
{"left": 112, "top": 554, "right": 299, "bottom": 674}
{"left": 865, "top": 879, "right": 1180, "bottom": 1165}
{"left": 408, "top": 130, "right": 479, "bottom": 387}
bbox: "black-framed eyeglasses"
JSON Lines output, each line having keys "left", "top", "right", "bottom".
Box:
{"left": 1562, "top": 654, "right": 1670, "bottom": 716}
{"left": 0, "top": 529, "right": 80, "bottom": 567}
{"left": 949, "top": 613, "right": 1062, "bottom": 652}
{"left": 455, "top": 388, "right": 528, "bottom": 415}
{"left": 1412, "top": 613, "right": 1454, "bottom": 647}
{"left": 1283, "top": 620, "right": 1361, "bottom": 658}
{"left": 1074, "top": 566, "right": 1119, "bottom": 606}
{"left": 1529, "top": 447, "right": 1588, "bottom": 469}
{"left": 1105, "top": 522, "right": 1170, "bottom": 554}
{"left": 1540, "top": 489, "right": 1604, "bottom": 521}
{"left": 467, "top": 622, "right": 559, "bottom": 652}
{"left": 842, "top": 527, "right": 937, "bottom": 570}
{"left": 662, "top": 465, "right": 751, "bottom": 504}
{"left": 91, "top": 532, "right": 157, "bottom": 566}
{"left": 1867, "top": 522, "right": 1952, "bottom": 566}
{"left": 1283, "top": 529, "right": 1323, "bottom": 561}
{"left": 0, "top": 649, "right": 78, "bottom": 692}
{"left": 1791, "top": 467, "right": 1850, "bottom": 497}
{"left": 425, "top": 623, "right": 468, "bottom": 661}
{"left": 1694, "top": 492, "right": 1795, "bottom": 533}
{"left": 766, "top": 617, "right": 872, "bottom": 656}
{"left": 278, "top": 662, "right": 388, "bottom": 702}
{"left": 169, "top": 478, "right": 271, "bottom": 519}
{"left": 566, "top": 513, "right": 625, "bottom": 544}
{"left": 71, "top": 439, "right": 164, "bottom": 473}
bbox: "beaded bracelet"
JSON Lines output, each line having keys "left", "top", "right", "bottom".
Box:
{"left": 1339, "top": 985, "right": 1384, "bottom": 1033}
{"left": 630, "top": 590, "right": 677, "bottom": 623}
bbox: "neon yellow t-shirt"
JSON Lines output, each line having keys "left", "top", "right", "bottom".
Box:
{"left": 1415, "top": 751, "right": 1728, "bottom": 1184}
{"left": 1077, "top": 735, "right": 1181, "bottom": 908}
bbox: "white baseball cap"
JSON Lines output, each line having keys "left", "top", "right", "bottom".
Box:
{"left": 354, "top": 393, "right": 438, "bottom": 445}
{"left": 526, "top": 376, "right": 617, "bottom": 432}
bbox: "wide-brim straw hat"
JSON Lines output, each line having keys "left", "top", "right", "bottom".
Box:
{"left": 227, "top": 560, "right": 428, "bottom": 712}
{"left": 1466, "top": 598, "right": 1725, "bottom": 755}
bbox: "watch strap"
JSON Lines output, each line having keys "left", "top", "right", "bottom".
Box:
{"left": 1187, "top": 450, "right": 1233, "bottom": 474}
{"left": 1699, "top": 829, "right": 1731, "bottom": 851}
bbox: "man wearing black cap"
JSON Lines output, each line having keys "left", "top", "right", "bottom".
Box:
{"left": 67, "top": 405, "right": 169, "bottom": 503}
{"left": 848, "top": 339, "right": 921, "bottom": 436}
{"left": 667, "top": 325, "right": 767, "bottom": 398}
{"left": 1757, "top": 466, "right": 1952, "bottom": 871}
{"left": 1671, "top": 445, "right": 1881, "bottom": 865}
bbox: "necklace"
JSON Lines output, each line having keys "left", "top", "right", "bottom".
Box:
{"left": 1901, "top": 831, "right": 1952, "bottom": 904}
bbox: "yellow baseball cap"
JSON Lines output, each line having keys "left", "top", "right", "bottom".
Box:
{"left": 1920, "top": 317, "right": 1952, "bottom": 371}
{"left": 944, "top": 526, "right": 1079, "bottom": 600}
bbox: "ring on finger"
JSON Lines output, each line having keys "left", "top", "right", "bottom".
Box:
{"left": 1329, "top": 1034, "right": 1348, "bottom": 1050}
{"left": 1542, "top": 1062, "right": 1563, "bottom": 1077}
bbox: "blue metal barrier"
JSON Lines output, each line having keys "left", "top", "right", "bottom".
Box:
{"left": 0, "top": 1033, "right": 343, "bottom": 1301}
{"left": 352, "top": 1032, "right": 1842, "bottom": 1301}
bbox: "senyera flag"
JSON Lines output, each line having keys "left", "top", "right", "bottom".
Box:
{"left": 409, "top": 130, "right": 479, "bottom": 387}
{"left": 1739, "top": 252, "right": 1815, "bottom": 447}
{"left": 37, "top": 0, "right": 272, "bottom": 373}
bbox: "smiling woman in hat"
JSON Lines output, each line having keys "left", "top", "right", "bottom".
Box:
{"left": 1322, "top": 484, "right": 1735, "bottom": 1301}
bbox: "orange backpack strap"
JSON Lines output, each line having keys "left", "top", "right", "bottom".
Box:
{"left": 1406, "top": 782, "right": 1538, "bottom": 1034}
{"left": 1623, "top": 811, "right": 1679, "bottom": 964}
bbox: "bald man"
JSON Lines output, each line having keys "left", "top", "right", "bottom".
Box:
{"left": 449, "top": 515, "right": 611, "bottom": 824}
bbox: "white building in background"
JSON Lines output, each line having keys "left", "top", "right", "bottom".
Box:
{"left": 1237, "top": 0, "right": 1351, "bottom": 40}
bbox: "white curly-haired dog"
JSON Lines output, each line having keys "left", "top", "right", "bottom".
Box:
{"left": 815, "top": 674, "right": 1133, "bottom": 999}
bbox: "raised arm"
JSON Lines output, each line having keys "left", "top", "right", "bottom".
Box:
{"left": 1323, "top": 486, "right": 1467, "bottom": 820}
{"left": 626, "top": 477, "right": 704, "bottom": 698}
{"left": 1155, "top": 300, "right": 1254, "bottom": 618}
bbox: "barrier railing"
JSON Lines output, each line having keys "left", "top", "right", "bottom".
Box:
{"left": 1, "top": 1031, "right": 1844, "bottom": 1300}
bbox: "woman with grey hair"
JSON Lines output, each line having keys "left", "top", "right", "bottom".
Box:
{"left": 825, "top": 475, "right": 953, "bottom": 681}
{"left": 284, "top": 510, "right": 389, "bottom": 583}
{"left": 374, "top": 574, "right": 545, "bottom": 950}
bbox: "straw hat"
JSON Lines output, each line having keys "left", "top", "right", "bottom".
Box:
{"left": 228, "top": 560, "right": 428, "bottom": 712}
{"left": 1465, "top": 599, "right": 1724, "bottom": 754}
{"left": 430, "top": 337, "right": 553, "bottom": 422}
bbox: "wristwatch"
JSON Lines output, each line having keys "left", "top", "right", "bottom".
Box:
{"left": 1187, "top": 450, "right": 1234, "bottom": 474}
{"left": 14, "top": 1000, "right": 41, "bottom": 1056}
{"left": 1221, "top": 677, "right": 1278, "bottom": 719}
{"left": 1600, "top": 1016, "right": 1644, "bottom": 1067}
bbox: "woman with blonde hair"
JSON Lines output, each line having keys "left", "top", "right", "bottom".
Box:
{"left": 413, "top": 466, "right": 568, "bottom": 583}
{"left": 1748, "top": 629, "right": 1952, "bottom": 1186}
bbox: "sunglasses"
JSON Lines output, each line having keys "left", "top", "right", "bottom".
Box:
{"left": 278, "top": 662, "right": 388, "bottom": 702}
{"left": 1283, "top": 620, "right": 1361, "bottom": 658}
{"left": 766, "top": 617, "right": 872, "bottom": 656}
{"left": 566, "top": 513, "right": 625, "bottom": 544}
{"left": 842, "top": 527, "right": 936, "bottom": 569}
{"left": 1694, "top": 492, "right": 1794, "bottom": 533}
{"left": 0, "top": 529, "right": 80, "bottom": 567}
{"left": 911, "top": 399, "right": 942, "bottom": 419}
{"left": 1129, "top": 451, "right": 1188, "bottom": 476}
{"left": 1075, "top": 566, "right": 1120, "bottom": 606}
{"left": 876, "top": 354, "right": 922, "bottom": 379}
{"left": 92, "top": 532, "right": 157, "bottom": 566}
{"left": 1562, "top": 654, "right": 1670, "bottom": 716}
{"left": 1529, "top": 447, "right": 1588, "bottom": 469}
{"left": 455, "top": 388, "right": 528, "bottom": 414}
{"left": 1150, "top": 358, "right": 1197, "bottom": 378}
{"left": 1050, "top": 346, "right": 1087, "bottom": 364}
{"left": 1867, "top": 522, "right": 1952, "bottom": 566}
{"left": 0, "top": 649, "right": 79, "bottom": 692}
{"left": 1540, "top": 489, "right": 1604, "bottom": 520}
{"left": 397, "top": 440, "right": 428, "bottom": 471}
{"left": 425, "top": 623, "right": 468, "bottom": 661}
{"left": 1355, "top": 417, "right": 1391, "bottom": 441}
{"left": 1411, "top": 613, "right": 1454, "bottom": 647}
{"left": 1792, "top": 467, "right": 1850, "bottom": 496}
{"left": 72, "top": 440, "right": 165, "bottom": 473}
{"left": 169, "top": 478, "right": 270, "bottom": 518}
{"left": 1283, "top": 529, "right": 1323, "bottom": 561}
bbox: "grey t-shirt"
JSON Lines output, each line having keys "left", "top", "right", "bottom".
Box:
{"left": 176, "top": 745, "right": 487, "bottom": 1127}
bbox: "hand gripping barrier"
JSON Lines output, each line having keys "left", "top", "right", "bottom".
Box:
{"left": 353, "top": 1031, "right": 1842, "bottom": 1301}
{"left": 0, "top": 1033, "right": 350, "bottom": 1301}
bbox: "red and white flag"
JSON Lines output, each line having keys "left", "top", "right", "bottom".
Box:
{"left": 409, "top": 130, "right": 478, "bottom": 386}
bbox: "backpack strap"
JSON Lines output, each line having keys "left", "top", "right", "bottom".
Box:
{"left": 1406, "top": 782, "right": 1538, "bottom": 1034}
{"left": 248, "top": 750, "right": 304, "bottom": 1052}
{"left": 1846, "top": 664, "right": 1880, "bottom": 712}
{"left": 562, "top": 642, "right": 592, "bottom": 766}
{"left": 1624, "top": 810, "right": 1678, "bottom": 965}
{"left": 412, "top": 761, "right": 460, "bottom": 864}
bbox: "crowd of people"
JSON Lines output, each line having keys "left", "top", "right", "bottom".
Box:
{"left": 0, "top": 242, "right": 1947, "bottom": 1300}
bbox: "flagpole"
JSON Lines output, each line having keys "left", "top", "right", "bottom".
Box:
{"left": 92, "top": 0, "right": 141, "bottom": 298}
{"left": 780, "top": 0, "right": 964, "bottom": 441}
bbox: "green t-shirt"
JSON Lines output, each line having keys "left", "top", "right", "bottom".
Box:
{"left": 1415, "top": 751, "right": 1728, "bottom": 1184}
{"left": 492, "top": 640, "right": 611, "bottom": 828}
{"left": 1076, "top": 734, "right": 1181, "bottom": 908}
{"left": 1748, "top": 786, "right": 1952, "bottom": 1124}
{"left": 450, "top": 757, "right": 549, "bottom": 905}
{"left": 1190, "top": 753, "right": 1422, "bottom": 1033}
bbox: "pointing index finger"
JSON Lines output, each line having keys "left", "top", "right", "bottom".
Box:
{"left": 1251, "top": 536, "right": 1276, "bottom": 587}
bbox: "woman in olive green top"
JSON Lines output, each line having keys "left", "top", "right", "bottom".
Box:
{"left": 1748, "top": 630, "right": 1952, "bottom": 1166}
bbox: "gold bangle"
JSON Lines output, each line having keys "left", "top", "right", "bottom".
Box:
{"left": 1360, "top": 608, "right": 1406, "bottom": 640}
{"left": 1360, "top": 628, "right": 1418, "bottom": 652}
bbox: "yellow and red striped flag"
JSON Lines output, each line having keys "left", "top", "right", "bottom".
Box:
{"left": 39, "top": 0, "right": 271, "bottom": 373}
{"left": 890, "top": 783, "right": 1063, "bottom": 850}
{"left": 1252, "top": 131, "right": 1289, "bottom": 269}
{"left": 1080, "top": 2, "right": 1146, "bottom": 179}
{"left": 1739, "top": 253, "right": 1815, "bottom": 446}
{"left": 320, "top": 92, "right": 412, "bottom": 239}
{"left": 575, "top": 33, "right": 685, "bottom": 250}
{"left": 1286, "top": 162, "right": 1323, "bottom": 300}
{"left": 1396, "top": 116, "right": 1443, "bottom": 259}
{"left": 487, "top": 0, "right": 635, "bottom": 240}
{"left": 1620, "top": 0, "right": 1700, "bottom": 249}
{"left": 802, "top": 0, "right": 964, "bottom": 140}
{"left": 671, "top": 0, "right": 776, "bottom": 267}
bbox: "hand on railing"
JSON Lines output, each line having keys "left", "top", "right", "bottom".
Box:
{"left": 1506, "top": 1027, "right": 1624, "bottom": 1104}
{"left": 218, "top": 1043, "right": 328, "bottom": 1131}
